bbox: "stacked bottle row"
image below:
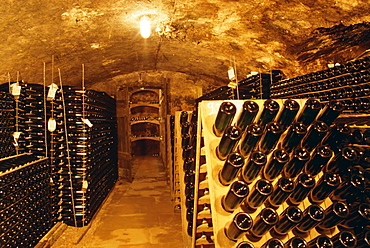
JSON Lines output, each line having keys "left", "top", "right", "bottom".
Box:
{"left": 0, "top": 82, "right": 47, "bottom": 158}
{"left": 195, "top": 70, "right": 283, "bottom": 103}
{"left": 56, "top": 88, "right": 118, "bottom": 227}
{"left": 270, "top": 56, "right": 370, "bottom": 113}
{"left": 0, "top": 154, "right": 52, "bottom": 248}
{"left": 198, "top": 99, "right": 369, "bottom": 247}
{"left": 0, "top": 92, "right": 15, "bottom": 159}
{"left": 178, "top": 111, "right": 216, "bottom": 247}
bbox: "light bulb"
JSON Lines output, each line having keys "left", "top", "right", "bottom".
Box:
{"left": 140, "top": 16, "right": 151, "bottom": 38}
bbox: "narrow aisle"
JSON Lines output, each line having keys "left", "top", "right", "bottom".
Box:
{"left": 52, "top": 156, "right": 184, "bottom": 248}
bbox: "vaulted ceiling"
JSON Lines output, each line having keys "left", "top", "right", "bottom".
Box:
{"left": 0, "top": 0, "right": 369, "bottom": 88}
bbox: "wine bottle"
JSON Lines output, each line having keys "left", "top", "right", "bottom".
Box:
{"left": 241, "top": 151, "right": 267, "bottom": 183}
{"left": 287, "top": 173, "right": 315, "bottom": 206}
{"left": 272, "top": 206, "right": 302, "bottom": 236}
{"left": 180, "top": 111, "right": 189, "bottom": 126}
{"left": 257, "top": 99, "right": 280, "bottom": 126}
{"left": 331, "top": 231, "right": 357, "bottom": 248}
{"left": 301, "top": 121, "right": 329, "bottom": 151}
{"left": 309, "top": 172, "right": 341, "bottom": 204}
{"left": 267, "top": 177, "right": 295, "bottom": 208}
{"left": 242, "top": 179, "right": 273, "bottom": 211}
{"left": 331, "top": 174, "right": 366, "bottom": 202}
{"left": 284, "top": 237, "right": 307, "bottom": 248}
{"left": 261, "top": 238, "right": 284, "bottom": 248}
{"left": 259, "top": 122, "right": 284, "bottom": 154}
{"left": 249, "top": 208, "right": 278, "bottom": 239}
{"left": 283, "top": 147, "right": 310, "bottom": 178}
{"left": 294, "top": 205, "right": 325, "bottom": 234}
{"left": 340, "top": 203, "right": 370, "bottom": 229}
{"left": 224, "top": 212, "right": 253, "bottom": 241}
{"left": 276, "top": 99, "right": 300, "bottom": 128}
{"left": 263, "top": 149, "right": 290, "bottom": 181}
{"left": 219, "top": 152, "right": 244, "bottom": 186}
{"left": 296, "top": 99, "right": 322, "bottom": 126}
{"left": 317, "top": 100, "right": 344, "bottom": 126}
{"left": 222, "top": 180, "right": 249, "bottom": 212}
{"left": 213, "top": 101, "right": 237, "bottom": 137}
{"left": 281, "top": 122, "right": 307, "bottom": 153}
{"left": 307, "top": 235, "right": 333, "bottom": 248}
{"left": 236, "top": 101, "right": 259, "bottom": 132}
{"left": 316, "top": 201, "right": 349, "bottom": 232}
{"left": 325, "top": 146, "right": 360, "bottom": 174}
{"left": 237, "top": 241, "right": 254, "bottom": 248}
{"left": 304, "top": 145, "right": 333, "bottom": 176}
{"left": 238, "top": 123, "right": 263, "bottom": 157}
{"left": 216, "top": 125, "right": 242, "bottom": 160}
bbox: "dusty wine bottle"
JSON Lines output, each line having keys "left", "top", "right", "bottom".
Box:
{"left": 257, "top": 99, "right": 280, "bottom": 126}
{"left": 263, "top": 149, "right": 290, "bottom": 181}
{"left": 238, "top": 123, "right": 263, "bottom": 157}
{"left": 224, "top": 212, "right": 253, "bottom": 241}
{"left": 276, "top": 99, "right": 300, "bottom": 128}
{"left": 236, "top": 101, "right": 259, "bottom": 132}
{"left": 237, "top": 241, "right": 254, "bottom": 248}
{"left": 216, "top": 125, "right": 242, "bottom": 160}
{"left": 241, "top": 151, "right": 267, "bottom": 183}
{"left": 219, "top": 152, "right": 244, "bottom": 186}
{"left": 213, "top": 101, "right": 237, "bottom": 137}
{"left": 222, "top": 180, "right": 249, "bottom": 212}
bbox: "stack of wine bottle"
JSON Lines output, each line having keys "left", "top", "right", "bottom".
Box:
{"left": 196, "top": 70, "right": 283, "bottom": 103}
{"left": 195, "top": 99, "right": 369, "bottom": 247}
{"left": 0, "top": 91, "right": 15, "bottom": 159}
{"left": 0, "top": 82, "right": 47, "bottom": 158}
{"left": 0, "top": 154, "right": 52, "bottom": 248}
{"left": 270, "top": 56, "right": 370, "bottom": 113}
{"left": 57, "top": 88, "right": 118, "bottom": 227}
{"left": 179, "top": 110, "right": 217, "bottom": 247}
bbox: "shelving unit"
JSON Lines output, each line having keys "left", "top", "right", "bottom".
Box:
{"left": 128, "top": 87, "right": 166, "bottom": 162}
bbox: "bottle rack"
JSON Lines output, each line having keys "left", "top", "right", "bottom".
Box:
{"left": 0, "top": 154, "right": 52, "bottom": 248}
{"left": 270, "top": 56, "right": 370, "bottom": 113}
{"left": 57, "top": 88, "right": 118, "bottom": 227}
{"left": 128, "top": 87, "right": 165, "bottom": 158}
{"left": 0, "top": 91, "right": 15, "bottom": 159}
{"left": 192, "top": 99, "right": 369, "bottom": 248}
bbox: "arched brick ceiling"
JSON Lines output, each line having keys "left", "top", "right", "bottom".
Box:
{"left": 0, "top": 0, "right": 369, "bottom": 87}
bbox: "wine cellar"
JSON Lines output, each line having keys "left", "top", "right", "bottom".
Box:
{"left": 0, "top": 1, "right": 370, "bottom": 247}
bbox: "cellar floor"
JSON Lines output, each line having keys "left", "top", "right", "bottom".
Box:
{"left": 50, "top": 156, "right": 184, "bottom": 248}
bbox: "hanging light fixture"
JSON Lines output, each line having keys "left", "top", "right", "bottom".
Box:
{"left": 140, "top": 16, "right": 151, "bottom": 38}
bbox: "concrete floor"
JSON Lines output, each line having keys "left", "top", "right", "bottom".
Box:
{"left": 51, "top": 156, "right": 184, "bottom": 248}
